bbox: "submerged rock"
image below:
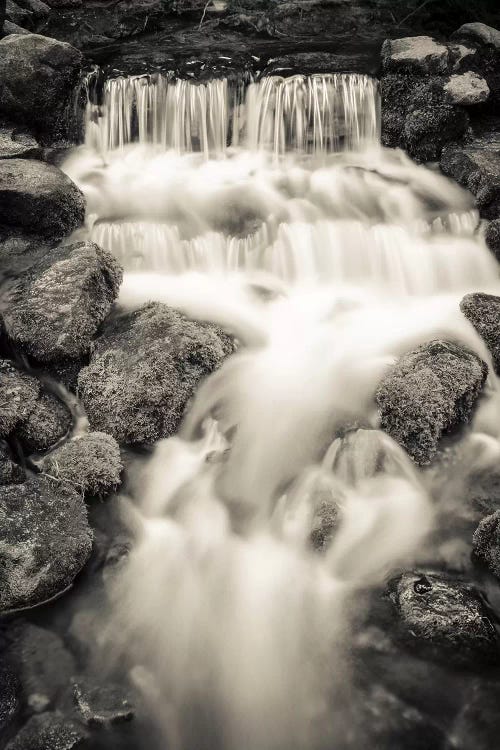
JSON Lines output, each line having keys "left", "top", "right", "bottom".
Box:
{"left": 78, "top": 303, "right": 235, "bottom": 444}
{"left": 460, "top": 292, "right": 500, "bottom": 374}
{"left": 3, "top": 241, "right": 122, "bottom": 362}
{"left": 0, "top": 477, "right": 92, "bottom": 613}
{"left": 0, "top": 360, "right": 40, "bottom": 438}
{"left": 5, "top": 712, "right": 87, "bottom": 750}
{"left": 0, "top": 33, "right": 82, "bottom": 143}
{"left": 17, "top": 393, "right": 72, "bottom": 454}
{"left": 473, "top": 510, "right": 500, "bottom": 578}
{"left": 73, "top": 678, "right": 134, "bottom": 727}
{"left": 389, "top": 571, "right": 498, "bottom": 664}
{"left": 0, "top": 159, "right": 85, "bottom": 241}
{"left": 376, "top": 340, "right": 487, "bottom": 465}
{"left": 42, "top": 431, "right": 122, "bottom": 496}
{"left": 444, "top": 71, "right": 490, "bottom": 105}
{"left": 381, "top": 37, "right": 449, "bottom": 75}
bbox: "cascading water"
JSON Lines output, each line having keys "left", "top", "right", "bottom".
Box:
{"left": 64, "top": 70, "right": 500, "bottom": 750}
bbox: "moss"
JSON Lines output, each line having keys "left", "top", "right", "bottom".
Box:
{"left": 0, "top": 359, "right": 40, "bottom": 438}
{"left": 460, "top": 292, "right": 500, "bottom": 375}
{"left": 473, "top": 510, "right": 500, "bottom": 578}
{"left": 17, "top": 393, "right": 72, "bottom": 454}
{"left": 403, "top": 104, "right": 469, "bottom": 162}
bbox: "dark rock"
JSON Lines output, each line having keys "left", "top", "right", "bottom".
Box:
{"left": 389, "top": 571, "right": 499, "bottom": 665}
{"left": 0, "top": 442, "right": 25, "bottom": 484}
{"left": 17, "top": 0, "right": 50, "bottom": 22}
{"left": 5, "top": 0, "right": 32, "bottom": 28}
{"left": 452, "top": 23, "right": 500, "bottom": 51}
{"left": 376, "top": 340, "right": 487, "bottom": 465}
{"left": 0, "top": 359, "right": 40, "bottom": 438}
{"left": 0, "top": 476, "right": 92, "bottom": 613}
{"left": 0, "top": 126, "right": 40, "bottom": 159}
{"left": 460, "top": 292, "right": 500, "bottom": 374}
{"left": 381, "top": 36, "right": 450, "bottom": 75}
{"left": 473, "top": 510, "right": 500, "bottom": 578}
{"left": 443, "top": 71, "right": 490, "bottom": 105}
{"left": 5, "top": 712, "right": 87, "bottom": 750}
{"left": 42, "top": 431, "right": 122, "bottom": 496}
{"left": 78, "top": 303, "right": 235, "bottom": 444}
{"left": 0, "top": 159, "right": 85, "bottom": 241}
{"left": 485, "top": 218, "right": 500, "bottom": 259}
{"left": 403, "top": 104, "right": 469, "bottom": 162}
{"left": 3, "top": 241, "right": 122, "bottom": 362}
{"left": 73, "top": 678, "right": 134, "bottom": 727}
{"left": 17, "top": 392, "right": 72, "bottom": 453}
{"left": 449, "top": 679, "right": 500, "bottom": 750}
{"left": 0, "top": 664, "right": 19, "bottom": 735}
{"left": 0, "top": 33, "right": 82, "bottom": 143}
{"left": 260, "top": 51, "right": 378, "bottom": 78}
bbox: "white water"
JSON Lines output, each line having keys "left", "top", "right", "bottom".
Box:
{"left": 66, "top": 72, "right": 500, "bottom": 750}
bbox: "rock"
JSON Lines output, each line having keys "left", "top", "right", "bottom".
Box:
{"left": 0, "top": 159, "right": 85, "bottom": 241}
{"left": 17, "top": 0, "right": 50, "bottom": 22}
{"left": 485, "top": 218, "right": 500, "bottom": 259}
{"left": 17, "top": 392, "right": 72, "bottom": 453}
{"left": 0, "top": 665, "right": 19, "bottom": 735}
{"left": 45, "top": 0, "right": 82, "bottom": 6}
{"left": 403, "top": 105, "right": 469, "bottom": 162}
{"left": 42, "top": 432, "right": 122, "bottom": 496}
{"left": 2, "top": 21, "right": 31, "bottom": 35}
{"left": 0, "top": 476, "right": 92, "bottom": 612}
{"left": 444, "top": 71, "right": 490, "bottom": 105}
{"left": 5, "top": 622, "right": 76, "bottom": 714}
{"left": 78, "top": 303, "right": 235, "bottom": 444}
{"left": 5, "top": 1, "right": 32, "bottom": 28}
{"left": 389, "top": 571, "right": 498, "bottom": 664}
{"left": 0, "top": 359, "right": 40, "bottom": 438}
{"left": 0, "top": 33, "right": 82, "bottom": 143}
{"left": 73, "top": 678, "right": 134, "bottom": 727}
{"left": 5, "top": 712, "right": 87, "bottom": 750}
{"left": 310, "top": 494, "right": 340, "bottom": 552}
{"left": 376, "top": 340, "right": 487, "bottom": 465}
{"left": 381, "top": 36, "right": 449, "bottom": 75}
{"left": 3, "top": 241, "right": 122, "bottom": 362}
{"left": 440, "top": 129, "right": 500, "bottom": 219}
{"left": 473, "top": 510, "right": 500, "bottom": 578}
{"left": 452, "top": 23, "right": 500, "bottom": 52}
{"left": 449, "top": 679, "right": 500, "bottom": 750}
{"left": 0, "top": 126, "right": 40, "bottom": 159}
{"left": 0, "top": 442, "right": 25, "bottom": 485}
{"left": 460, "top": 293, "right": 500, "bottom": 375}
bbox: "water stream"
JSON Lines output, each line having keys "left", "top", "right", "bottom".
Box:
{"left": 62, "top": 72, "right": 500, "bottom": 749}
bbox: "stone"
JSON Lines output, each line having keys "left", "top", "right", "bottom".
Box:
{"left": 0, "top": 126, "right": 40, "bottom": 159}
{"left": 42, "top": 431, "right": 122, "bottom": 496}
{"left": 78, "top": 303, "right": 235, "bottom": 444}
{"left": 389, "top": 571, "right": 498, "bottom": 664}
{"left": 0, "top": 665, "right": 19, "bottom": 735}
{"left": 0, "top": 476, "right": 92, "bottom": 613}
{"left": 0, "top": 33, "right": 82, "bottom": 143}
{"left": 376, "top": 340, "right": 487, "bottom": 465}
{"left": 473, "top": 510, "right": 500, "bottom": 578}
{"left": 5, "top": 1, "right": 32, "bottom": 27}
{"left": 0, "top": 359, "right": 40, "bottom": 438}
{"left": 444, "top": 72, "right": 490, "bottom": 106}
{"left": 18, "top": 0, "right": 51, "bottom": 22}
{"left": 17, "top": 392, "right": 72, "bottom": 453}
{"left": 73, "top": 678, "right": 134, "bottom": 727}
{"left": 485, "top": 218, "right": 500, "bottom": 260}
{"left": 2, "top": 21, "right": 31, "bottom": 35}
{"left": 449, "top": 679, "right": 500, "bottom": 750}
{"left": 452, "top": 23, "right": 500, "bottom": 52}
{"left": 403, "top": 105, "right": 469, "bottom": 163}
{"left": 460, "top": 292, "right": 500, "bottom": 375}
{"left": 3, "top": 241, "right": 122, "bottom": 362}
{"left": 381, "top": 36, "right": 449, "bottom": 75}
{"left": 5, "top": 712, "right": 87, "bottom": 750}
{"left": 0, "top": 442, "right": 25, "bottom": 485}
{"left": 0, "top": 159, "right": 85, "bottom": 241}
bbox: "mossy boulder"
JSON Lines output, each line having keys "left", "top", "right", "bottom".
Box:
{"left": 473, "top": 510, "right": 500, "bottom": 578}
{"left": 17, "top": 393, "right": 72, "bottom": 454}
{"left": 382, "top": 36, "right": 450, "bottom": 75}
{"left": 460, "top": 292, "right": 500, "bottom": 375}
{"left": 0, "top": 359, "right": 40, "bottom": 438}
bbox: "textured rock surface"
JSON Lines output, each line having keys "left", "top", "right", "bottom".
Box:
{"left": 460, "top": 292, "right": 500, "bottom": 374}
{"left": 0, "top": 159, "right": 85, "bottom": 241}
{"left": 42, "top": 431, "right": 122, "bottom": 496}
{"left": 17, "top": 392, "right": 72, "bottom": 453}
{"left": 485, "top": 218, "right": 500, "bottom": 260}
{"left": 3, "top": 241, "right": 122, "bottom": 362}
{"left": 0, "top": 126, "right": 40, "bottom": 159}
{"left": 78, "top": 303, "right": 235, "bottom": 444}
{"left": 0, "top": 477, "right": 92, "bottom": 612}
{"left": 452, "top": 23, "right": 500, "bottom": 51}
{"left": 403, "top": 104, "right": 469, "bottom": 162}
{"left": 5, "top": 712, "right": 87, "bottom": 750}
{"left": 382, "top": 36, "right": 449, "bottom": 74}
{"left": 73, "top": 678, "right": 134, "bottom": 727}
{"left": 0, "top": 442, "right": 25, "bottom": 485}
{"left": 444, "top": 71, "right": 490, "bottom": 105}
{"left": 0, "top": 359, "right": 40, "bottom": 438}
{"left": 0, "top": 33, "right": 82, "bottom": 142}
{"left": 376, "top": 340, "right": 487, "bottom": 465}
{"left": 473, "top": 510, "right": 500, "bottom": 578}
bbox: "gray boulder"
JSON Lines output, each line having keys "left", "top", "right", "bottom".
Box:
{"left": 473, "top": 510, "right": 500, "bottom": 578}
{"left": 376, "top": 340, "right": 487, "bottom": 465}
{"left": 0, "top": 33, "right": 82, "bottom": 143}
{"left": 0, "top": 476, "right": 92, "bottom": 612}
{"left": 460, "top": 292, "right": 500, "bottom": 375}
{"left": 444, "top": 71, "right": 490, "bottom": 105}
{"left": 382, "top": 36, "right": 449, "bottom": 75}
{"left": 78, "top": 303, "right": 235, "bottom": 444}
{"left": 0, "top": 159, "right": 85, "bottom": 241}
{"left": 5, "top": 712, "right": 87, "bottom": 750}
{"left": 3, "top": 241, "right": 122, "bottom": 362}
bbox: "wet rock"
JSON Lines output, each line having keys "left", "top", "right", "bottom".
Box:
{"left": 472, "top": 510, "right": 500, "bottom": 578}
{"left": 452, "top": 23, "right": 500, "bottom": 52}
{"left": 0, "top": 359, "right": 40, "bottom": 438}
{"left": 310, "top": 495, "right": 340, "bottom": 552}
{"left": 449, "top": 679, "right": 500, "bottom": 750}
{"left": 73, "top": 678, "right": 134, "bottom": 727}
{"left": 42, "top": 431, "right": 122, "bottom": 496}
{"left": 0, "top": 665, "right": 19, "bottom": 735}
{"left": 0, "top": 442, "right": 25, "bottom": 485}
{"left": 403, "top": 105, "right": 469, "bottom": 162}
{"left": 444, "top": 71, "right": 490, "bottom": 105}
{"left": 17, "top": 392, "right": 72, "bottom": 454}
{"left": 460, "top": 292, "right": 500, "bottom": 374}
{"left": 78, "top": 303, "right": 235, "bottom": 444}
{"left": 376, "top": 340, "right": 487, "bottom": 465}
{"left": 0, "top": 33, "right": 82, "bottom": 143}
{"left": 3, "top": 241, "right": 122, "bottom": 362}
{"left": 5, "top": 622, "right": 75, "bottom": 714}
{"left": 0, "top": 126, "right": 40, "bottom": 159}
{"left": 485, "top": 218, "right": 500, "bottom": 260}
{"left": 389, "top": 571, "right": 498, "bottom": 664}
{"left": 0, "top": 476, "right": 92, "bottom": 613}
{"left": 0, "top": 159, "right": 85, "bottom": 241}
{"left": 5, "top": 712, "right": 87, "bottom": 750}
{"left": 381, "top": 36, "right": 449, "bottom": 75}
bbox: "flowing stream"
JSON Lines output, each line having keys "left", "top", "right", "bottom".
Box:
{"left": 63, "top": 71, "right": 500, "bottom": 750}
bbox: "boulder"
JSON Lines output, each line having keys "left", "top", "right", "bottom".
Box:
{"left": 452, "top": 23, "right": 500, "bottom": 52}
{"left": 5, "top": 712, "right": 87, "bottom": 750}
{"left": 376, "top": 340, "right": 487, "bottom": 465}
{"left": 0, "top": 33, "right": 82, "bottom": 143}
{"left": 42, "top": 431, "right": 122, "bottom": 496}
{"left": 5, "top": 1, "right": 32, "bottom": 27}
{"left": 73, "top": 678, "right": 134, "bottom": 727}
{"left": 444, "top": 71, "right": 490, "bottom": 105}
{"left": 0, "top": 359, "right": 40, "bottom": 438}
{"left": 389, "top": 571, "right": 498, "bottom": 664}
{"left": 485, "top": 218, "right": 500, "bottom": 260}
{"left": 460, "top": 293, "right": 500, "bottom": 374}
{"left": 403, "top": 105, "right": 469, "bottom": 163}
{"left": 473, "top": 510, "right": 500, "bottom": 578}
{"left": 78, "top": 303, "right": 235, "bottom": 444}
{"left": 2, "top": 20, "right": 31, "bottom": 34}
{"left": 0, "top": 442, "right": 25, "bottom": 484}
{"left": 0, "top": 125, "right": 40, "bottom": 159}
{"left": 17, "top": 392, "right": 72, "bottom": 453}
{"left": 381, "top": 36, "right": 449, "bottom": 75}
{"left": 0, "top": 159, "right": 85, "bottom": 241}
{"left": 450, "top": 679, "right": 500, "bottom": 750}
{"left": 0, "top": 476, "right": 92, "bottom": 612}
{"left": 3, "top": 241, "right": 122, "bottom": 362}
{"left": 0, "top": 665, "right": 19, "bottom": 735}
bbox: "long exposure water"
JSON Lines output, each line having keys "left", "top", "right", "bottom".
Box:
{"left": 62, "top": 72, "right": 500, "bottom": 750}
